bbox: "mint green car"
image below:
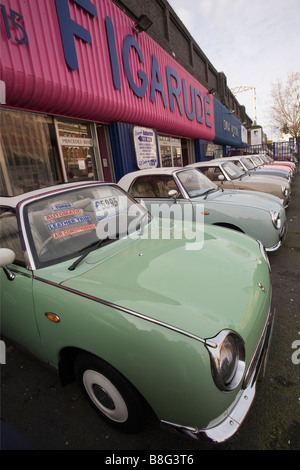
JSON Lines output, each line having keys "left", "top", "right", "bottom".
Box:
{"left": 119, "top": 167, "right": 287, "bottom": 251}
{"left": 0, "top": 182, "right": 274, "bottom": 443}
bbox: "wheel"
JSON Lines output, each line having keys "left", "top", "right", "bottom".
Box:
{"left": 74, "top": 353, "right": 148, "bottom": 433}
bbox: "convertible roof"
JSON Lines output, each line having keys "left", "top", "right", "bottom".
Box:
{"left": 0, "top": 181, "right": 106, "bottom": 208}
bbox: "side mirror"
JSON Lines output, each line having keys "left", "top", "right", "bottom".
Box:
{"left": 168, "top": 189, "right": 179, "bottom": 202}
{"left": 218, "top": 175, "right": 225, "bottom": 182}
{"left": 0, "top": 248, "right": 16, "bottom": 281}
{"left": 0, "top": 248, "right": 15, "bottom": 267}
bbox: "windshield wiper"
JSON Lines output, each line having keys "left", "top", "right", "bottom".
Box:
{"left": 68, "top": 238, "right": 107, "bottom": 271}
{"left": 202, "top": 188, "right": 217, "bottom": 199}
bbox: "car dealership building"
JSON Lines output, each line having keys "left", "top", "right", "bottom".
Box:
{"left": 0, "top": 0, "right": 252, "bottom": 196}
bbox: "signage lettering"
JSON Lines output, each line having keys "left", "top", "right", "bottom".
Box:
{"left": 204, "top": 95, "right": 212, "bottom": 128}
{"left": 54, "top": 0, "right": 97, "bottom": 70}
{"left": 2, "top": 0, "right": 214, "bottom": 132}
{"left": 105, "top": 15, "right": 212, "bottom": 128}
{"left": 182, "top": 78, "right": 195, "bottom": 121}
{"left": 105, "top": 15, "right": 121, "bottom": 90}
{"left": 195, "top": 89, "right": 204, "bottom": 123}
{"left": 0, "top": 3, "right": 28, "bottom": 43}
{"left": 166, "top": 66, "right": 183, "bottom": 115}
{"left": 150, "top": 54, "right": 167, "bottom": 107}
{"left": 123, "top": 34, "right": 147, "bottom": 98}
{"left": 58, "top": 136, "right": 93, "bottom": 146}
{"left": 224, "top": 119, "right": 239, "bottom": 137}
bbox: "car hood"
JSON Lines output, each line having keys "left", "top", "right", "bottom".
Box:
{"left": 50, "top": 219, "right": 271, "bottom": 341}
{"left": 237, "top": 173, "right": 289, "bottom": 187}
{"left": 196, "top": 188, "right": 284, "bottom": 211}
{"left": 251, "top": 168, "right": 289, "bottom": 177}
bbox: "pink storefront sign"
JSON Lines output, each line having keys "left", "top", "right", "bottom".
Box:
{"left": 0, "top": 0, "right": 215, "bottom": 139}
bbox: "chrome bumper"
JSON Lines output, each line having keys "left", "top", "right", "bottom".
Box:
{"left": 265, "top": 222, "right": 287, "bottom": 252}
{"left": 161, "top": 310, "right": 275, "bottom": 443}
{"left": 284, "top": 195, "right": 291, "bottom": 208}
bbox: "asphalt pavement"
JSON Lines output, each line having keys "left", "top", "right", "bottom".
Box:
{"left": 1, "top": 170, "right": 299, "bottom": 451}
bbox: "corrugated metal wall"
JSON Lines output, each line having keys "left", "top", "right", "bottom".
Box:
{"left": 1, "top": 0, "right": 215, "bottom": 140}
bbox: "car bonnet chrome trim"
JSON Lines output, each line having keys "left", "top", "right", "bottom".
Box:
{"left": 33, "top": 276, "right": 208, "bottom": 346}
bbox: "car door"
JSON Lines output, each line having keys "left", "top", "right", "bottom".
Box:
{"left": 0, "top": 264, "right": 44, "bottom": 357}
{"left": 0, "top": 210, "right": 42, "bottom": 358}
{"left": 129, "top": 175, "right": 193, "bottom": 223}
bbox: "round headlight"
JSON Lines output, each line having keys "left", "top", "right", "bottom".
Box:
{"left": 205, "top": 330, "right": 246, "bottom": 392}
{"left": 271, "top": 211, "right": 281, "bottom": 229}
{"left": 220, "top": 335, "right": 239, "bottom": 384}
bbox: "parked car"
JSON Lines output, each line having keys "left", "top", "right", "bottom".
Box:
{"left": 187, "top": 159, "right": 291, "bottom": 207}
{"left": 0, "top": 182, "right": 274, "bottom": 443}
{"left": 254, "top": 153, "right": 296, "bottom": 175}
{"left": 118, "top": 167, "right": 287, "bottom": 251}
{"left": 224, "top": 155, "right": 292, "bottom": 182}
{"left": 246, "top": 154, "right": 294, "bottom": 177}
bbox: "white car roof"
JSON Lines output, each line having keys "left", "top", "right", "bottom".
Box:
{"left": 223, "top": 156, "right": 249, "bottom": 161}
{"left": 118, "top": 167, "right": 184, "bottom": 186}
{"left": 187, "top": 159, "right": 229, "bottom": 167}
{"left": 0, "top": 181, "right": 106, "bottom": 208}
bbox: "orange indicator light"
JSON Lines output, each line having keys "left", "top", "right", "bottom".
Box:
{"left": 45, "top": 313, "right": 60, "bottom": 323}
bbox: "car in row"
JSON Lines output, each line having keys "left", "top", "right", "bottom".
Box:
{"left": 187, "top": 158, "right": 291, "bottom": 207}
{"left": 0, "top": 180, "right": 274, "bottom": 443}
{"left": 118, "top": 167, "right": 287, "bottom": 252}
{"left": 224, "top": 155, "right": 292, "bottom": 181}
{"left": 248, "top": 153, "right": 296, "bottom": 176}
{"left": 226, "top": 149, "right": 296, "bottom": 175}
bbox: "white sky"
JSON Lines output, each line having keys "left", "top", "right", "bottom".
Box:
{"left": 168, "top": 0, "right": 300, "bottom": 141}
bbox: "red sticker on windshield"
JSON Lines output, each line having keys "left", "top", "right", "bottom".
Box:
{"left": 52, "top": 224, "right": 96, "bottom": 239}
{"left": 43, "top": 208, "right": 83, "bottom": 221}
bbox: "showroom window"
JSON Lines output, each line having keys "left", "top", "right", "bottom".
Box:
{"left": 0, "top": 108, "right": 61, "bottom": 196}
{"left": 0, "top": 109, "right": 102, "bottom": 197}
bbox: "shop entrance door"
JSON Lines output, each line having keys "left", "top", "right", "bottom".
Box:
{"left": 159, "top": 135, "right": 183, "bottom": 167}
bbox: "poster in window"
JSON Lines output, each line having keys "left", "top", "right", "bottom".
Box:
{"left": 133, "top": 127, "right": 158, "bottom": 169}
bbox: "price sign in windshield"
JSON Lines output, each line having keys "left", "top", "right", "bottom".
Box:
{"left": 92, "top": 196, "right": 126, "bottom": 221}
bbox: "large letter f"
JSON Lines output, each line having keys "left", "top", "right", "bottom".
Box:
{"left": 55, "top": 0, "right": 97, "bottom": 70}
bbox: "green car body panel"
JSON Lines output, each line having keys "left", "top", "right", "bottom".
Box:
{"left": 0, "top": 183, "right": 272, "bottom": 441}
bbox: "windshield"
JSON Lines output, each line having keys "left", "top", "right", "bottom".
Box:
{"left": 252, "top": 156, "right": 264, "bottom": 167}
{"left": 23, "top": 184, "right": 149, "bottom": 268}
{"left": 221, "top": 162, "right": 245, "bottom": 180}
{"left": 240, "top": 157, "right": 255, "bottom": 170}
{"left": 259, "top": 154, "right": 269, "bottom": 163}
{"left": 176, "top": 169, "right": 217, "bottom": 197}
